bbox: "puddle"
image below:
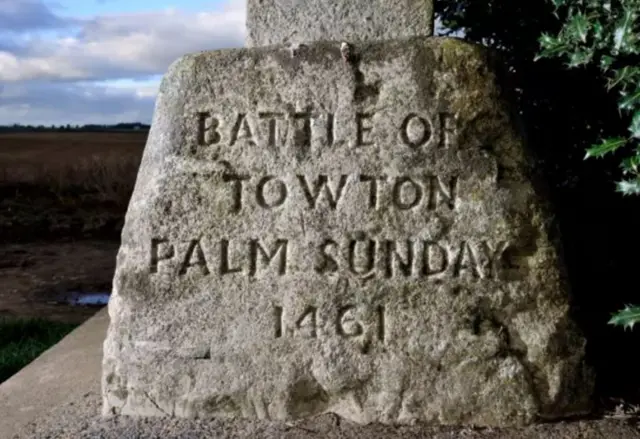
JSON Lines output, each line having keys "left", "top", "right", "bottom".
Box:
{"left": 52, "top": 292, "right": 111, "bottom": 307}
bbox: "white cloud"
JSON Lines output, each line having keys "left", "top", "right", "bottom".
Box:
{"left": 92, "top": 77, "right": 161, "bottom": 99}
{"left": 0, "top": 0, "right": 456, "bottom": 126}
{"left": 0, "top": 0, "right": 246, "bottom": 124}
{"left": 0, "top": 80, "right": 156, "bottom": 125}
{"left": 0, "top": 1, "right": 246, "bottom": 82}
{"left": 0, "top": 0, "right": 78, "bottom": 32}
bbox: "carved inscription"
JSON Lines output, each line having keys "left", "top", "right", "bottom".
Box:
{"left": 274, "top": 304, "right": 386, "bottom": 344}
{"left": 439, "top": 112, "right": 456, "bottom": 149}
{"left": 195, "top": 111, "right": 456, "bottom": 149}
{"left": 222, "top": 174, "right": 457, "bottom": 212}
{"left": 398, "top": 112, "right": 455, "bottom": 149}
{"left": 150, "top": 238, "right": 174, "bottom": 274}
{"left": 197, "top": 111, "right": 335, "bottom": 148}
{"left": 150, "top": 238, "right": 288, "bottom": 277}
{"left": 149, "top": 238, "right": 510, "bottom": 281}
{"left": 400, "top": 113, "right": 432, "bottom": 148}
{"left": 316, "top": 239, "right": 509, "bottom": 280}
{"left": 356, "top": 113, "right": 374, "bottom": 146}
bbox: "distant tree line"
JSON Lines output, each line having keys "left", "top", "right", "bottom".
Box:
{"left": 0, "top": 123, "right": 150, "bottom": 133}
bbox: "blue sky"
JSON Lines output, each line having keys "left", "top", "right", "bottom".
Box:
{"left": 56, "top": 0, "right": 225, "bottom": 16}
{"left": 0, "top": 0, "right": 245, "bottom": 125}
{"left": 0, "top": 1, "right": 450, "bottom": 126}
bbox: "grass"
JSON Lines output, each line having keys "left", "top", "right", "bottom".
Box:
{"left": 0, "top": 152, "right": 141, "bottom": 206}
{"left": 0, "top": 317, "right": 79, "bottom": 383}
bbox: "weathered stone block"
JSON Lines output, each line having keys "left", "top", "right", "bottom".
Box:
{"left": 246, "top": 0, "right": 434, "bottom": 47}
{"left": 102, "top": 37, "right": 593, "bottom": 427}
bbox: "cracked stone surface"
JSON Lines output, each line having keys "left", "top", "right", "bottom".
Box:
{"left": 102, "top": 37, "right": 594, "bottom": 427}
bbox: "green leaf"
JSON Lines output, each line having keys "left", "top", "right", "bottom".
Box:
{"left": 592, "top": 21, "right": 605, "bottom": 43}
{"left": 584, "top": 137, "right": 628, "bottom": 159}
{"left": 613, "top": 8, "right": 638, "bottom": 54}
{"left": 536, "top": 33, "right": 569, "bottom": 60}
{"left": 570, "top": 11, "right": 590, "bottom": 42}
{"left": 621, "top": 153, "right": 640, "bottom": 174}
{"left": 608, "top": 66, "right": 640, "bottom": 90}
{"left": 539, "top": 33, "right": 559, "bottom": 48}
{"left": 609, "top": 305, "right": 640, "bottom": 330}
{"left": 586, "top": 0, "right": 600, "bottom": 9}
{"left": 616, "top": 179, "right": 640, "bottom": 195}
{"left": 568, "top": 49, "right": 593, "bottom": 67}
{"left": 630, "top": 112, "right": 640, "bottom": 138}
{"left": 619, "top": 88, "right": 640, "bottom": 111}
{"left": 536, "top": 46, "right": 569, "bottom": 60}
{"left": 600, "top": 55, "right": 614, "bottom": 71}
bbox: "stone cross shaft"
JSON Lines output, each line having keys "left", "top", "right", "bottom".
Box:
{"left": 246, "top": 0, "right": 434, "bottom": 47}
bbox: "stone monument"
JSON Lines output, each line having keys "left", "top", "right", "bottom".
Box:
{"left": 102, "top": 0, "right": 594, "bottom": 427}
{"left": 246, "top": 0, "right": 434, "bottom": 46}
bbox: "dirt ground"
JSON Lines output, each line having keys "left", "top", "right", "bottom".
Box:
{"left": 0, "top": 131, "right": 146, "bottom": 168}
{"left": 0, "top": 131, "right": 144, "bottom": 324}
{"left": 0, "top": 241, "right": 119, "bottom": 324}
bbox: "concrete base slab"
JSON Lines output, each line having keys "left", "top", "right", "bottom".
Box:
{"left": 1, "top": 309, "right": 639, "bottom": 439}
{"left": 0, "top": 309, "right": 107, "bottom": 439}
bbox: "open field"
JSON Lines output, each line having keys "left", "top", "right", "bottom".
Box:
{"left": 0, "top": 131, "right": 145, "bottom": 181}
{"left": 0, "top": 132, "right": 145, "bottom": 323}
{"left": 0, "top": 132, "right": 144, "bottom": 379}
{"left": 0, "top": 132, "right": 145, "bottom": 243}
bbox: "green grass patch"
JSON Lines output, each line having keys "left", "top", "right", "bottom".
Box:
{"left": 0, "top": 317, "right": 79, "bottom": 383}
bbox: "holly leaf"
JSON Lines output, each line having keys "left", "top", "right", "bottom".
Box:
{"left": 600, "top": 55, "right": 614, "bottom": 71}
{"left": 584, "top": 137, "right": 627, "bottom": 159}
{"left": 609, "top": 305, "right": 640, "bottom": 330}
{"left": 619, "top": 88, "right": 640, "bottom": 111}
{"left": 570, "top": 11, "right": 590, "bottom": 43}
{"left": 550, "top": 0, "right": 566, "bottom": 18}
{"left": 613, "top": 8, "right": 638, "bottom": 54}
{"left": 630, "top": 112, "right": 640, "bottom": 138}
{"left": 608, "top": 66, "right": 640, "bottom": 90}
{"left": 568, "top": 49, "right": 593, "bottom": 67}
{"left": 620, "top": 153, "right": 640, "bottom": 174}
{"left": 592, "top": 21, "right": 605, "bottom": 45}
{"left": 536, "top": 33, "right": 569, "bottom": 60}
{"left": 616, "top": 178, "right": 640, "bottom": 195}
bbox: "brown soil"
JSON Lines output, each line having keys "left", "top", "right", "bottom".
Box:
{"left": 0, "top": 240, "right": 119, "bottom": 324}
{"left": 0, "top": 131, "right": 144, "bottom": 323}
{"left": 0, "top": 131, "right": 146, "bottom": 168}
